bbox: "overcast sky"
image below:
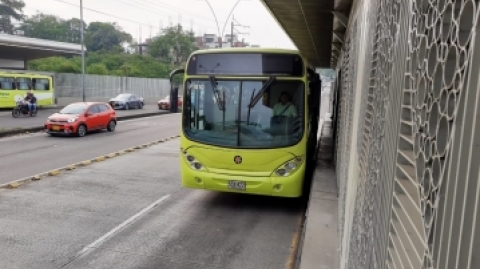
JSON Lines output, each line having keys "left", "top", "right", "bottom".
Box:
{"left": 21, "top": 0, "right": 296, "bottom": 49}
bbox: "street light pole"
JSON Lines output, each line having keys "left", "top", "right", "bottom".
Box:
{"left": 199, "top": 0, "right": 246, "bottom": 48}
{"left": 80, "top": 0, "right": 86, "bottom": 102}
{"left": 201, "top": 0, "right": 222, "bottom": 47}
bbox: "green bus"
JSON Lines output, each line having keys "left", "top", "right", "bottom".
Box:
{"left": 0, "top": 70, "right": 54, "bottom": 108}
{"left": 171, "top": 48, "right": 322, "bottom": 197}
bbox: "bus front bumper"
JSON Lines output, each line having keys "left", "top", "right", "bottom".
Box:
{"left": 181, "top": 164, "right": 306, "bottom": 198}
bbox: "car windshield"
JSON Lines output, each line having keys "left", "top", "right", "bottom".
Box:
{"left": 59, "top": 103, "right": 88, "bottom": 114}
{"left": 183, "top": 79, "right": 304, "bottom": 149}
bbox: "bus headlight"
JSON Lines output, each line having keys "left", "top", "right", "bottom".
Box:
{"left": 182, "top": 150, "right": 207, "bottom": 171}
{"left": 273, "top": 156, "right": 303, "bottom": 177}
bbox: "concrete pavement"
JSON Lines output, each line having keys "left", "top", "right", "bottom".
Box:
{"left": 297, "top": 116, "right": 339, "bottom": 269}
{"left": 0, "top": 114, "right": 182, "bottom": 184}
{"left": 0, "top": 138, "right": 305, "bottom": 269}
{"left": 0, "top": 105, "right": 169, "bottom": 132}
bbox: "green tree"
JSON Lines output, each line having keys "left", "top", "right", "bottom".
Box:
{"left": 87, "top": 63, "right": 108, "bottom": 75}
{"left": 0, "top": 0, "right": 24, "bottom": 34}
{"left": 85, "top": 22, "right": 132, "bottom": 52}
{"left": 19, "top": 14, "right": 85, "bottom": 43}
{"left": 148, "top": 24, "right": 197, "bottom": 65}
{"left": 28, "top": 56, "right": 79, "bottom": 73}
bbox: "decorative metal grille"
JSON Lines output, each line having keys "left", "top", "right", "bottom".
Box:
{"left": 335, "top": 21, "right": 356, "bottom": 259}
{"left": 334, "top": 0, "right": 480, "bottom": 268}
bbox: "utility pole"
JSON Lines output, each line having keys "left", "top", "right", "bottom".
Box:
{"left": 230, "top": 15, "right": 249, "bottom": 48}
{"left": 230, "top": 15, "right": 234, "bottom": 47}
{"left": 80, "top": 0, "right": 85, "bottom": 102}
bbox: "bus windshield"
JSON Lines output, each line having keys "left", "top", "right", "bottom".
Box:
{"left": 183, "top": 79, "right": 304, "bottom": 149}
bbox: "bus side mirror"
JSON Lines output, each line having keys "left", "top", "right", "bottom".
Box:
{"left": 169, "top": 69, "right": 185, "bottom": 113}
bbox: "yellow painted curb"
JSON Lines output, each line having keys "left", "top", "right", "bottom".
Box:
{"left": 81, "top": 160, "right": 92, "bottom": 166}
{"left": 1, "top": 135, "right": 182, "bottom": 190}
{"left": 8, "top": 182, "right": 20, "bottom": 188}
{"left": 66, "top": 165, "right": 76, "bottom": 170}
{"left": 48, "top": 170, "right": 60, "bottom": 176}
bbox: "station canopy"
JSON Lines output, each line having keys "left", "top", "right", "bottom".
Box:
{"left": 0, "top": 34, "right": 83, "bottom": 61}
{"left": 261, "top": 0, "right": 353, "bottom": 68}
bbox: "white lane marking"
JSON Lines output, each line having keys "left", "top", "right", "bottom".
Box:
{"left": 75, "top": 194, "right": 171, "bottom": 258}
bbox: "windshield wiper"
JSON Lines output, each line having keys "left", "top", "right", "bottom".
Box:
{"left": 209, "top": 76, "right": 225, "bottom": 111}
{"left": 248, "top": 76, "right": 275, "bottom": 108}
{"left": 199, "top": 63, "right": 220, "bottom": 74}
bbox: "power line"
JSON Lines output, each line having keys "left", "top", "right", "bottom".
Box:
{"left": 139, "top": 0, "right": 228, "bottom": 25}
{"left": 51, "top": 0, "right": 160, "bottom": 29}
{"left": 111, "top": 0, "right": 218, "bottom": 30}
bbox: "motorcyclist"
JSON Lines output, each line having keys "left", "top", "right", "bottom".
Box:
{"left": 24, "top": 91, "right": 37, "bottom": 114}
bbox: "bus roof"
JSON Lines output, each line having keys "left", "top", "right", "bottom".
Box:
{"left": 0, "top": 70, "right": 53, "bottom": 78}
{"left": 191, "top": 47, "right": 301, "bottom": 55}
{"left": 189, "top": 48, "right": 313, "bottom": 69}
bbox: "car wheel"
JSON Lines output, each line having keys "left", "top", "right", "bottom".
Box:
{"left": 125, "top": 103, "right": 129, "bottom": 110}
{"left": 77, "top": 124, "right": 87, "bottom": 137}
{"left": 107, "top": 120, "right": 116, "bottom": 132}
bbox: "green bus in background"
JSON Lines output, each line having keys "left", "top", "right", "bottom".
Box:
{"left": 0, "top": 70, "right": 54, "bottom": 108}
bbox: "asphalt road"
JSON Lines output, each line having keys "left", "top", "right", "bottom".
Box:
{"left": 0, "top": 105, "right": 167, "bottom": 131}
{"left": 0, "top": 139, "right": 304, "bottom": 269}
{"left": 0, "top": 114, "right": 181, "bottom": 184}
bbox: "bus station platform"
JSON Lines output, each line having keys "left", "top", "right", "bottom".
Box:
{"left": 297, "top": 115, "right": 339, "bottom": 269}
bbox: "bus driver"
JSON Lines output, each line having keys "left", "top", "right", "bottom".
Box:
{"left": 273, "top": 91, "right": 297, "bottom": 117}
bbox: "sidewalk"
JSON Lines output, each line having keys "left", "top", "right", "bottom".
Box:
{"left": 0, "top": 105, "right": 171, "bottom": 135}
{"left": 298, "top": 115, "right": 339, "bottom": 269}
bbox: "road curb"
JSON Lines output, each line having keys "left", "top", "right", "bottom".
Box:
{"left": 0, "top": 134, "right": 181, "bottom": 190}
{"left": 0, "top": 111, "right": 175, "bottom": 139}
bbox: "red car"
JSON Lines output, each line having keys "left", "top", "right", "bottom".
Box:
{"left": 158, "top": 95, "right": 182, "bottom": 110}
{"left": 44, "top": 102, "right": 117, "bottom": 137}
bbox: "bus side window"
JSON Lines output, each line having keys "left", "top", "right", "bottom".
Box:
{"left": 0, "top": 77, "right": 15, "bottom": 90}
{"left": 16, "top": 78, "right": 31, "bottom": 90}
{"left": 0, "top": 81, "right": 13, "bottom": 90}
{"left": 33, "top": 78, "right": 48, "bottom": 90}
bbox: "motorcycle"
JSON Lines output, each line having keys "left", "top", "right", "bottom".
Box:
{"left": 12, "top": 101, "right": 37, "bottom": 118}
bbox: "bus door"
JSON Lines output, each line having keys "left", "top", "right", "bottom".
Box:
{"left": 307, "top": 71, "right": 321, "bottom": 161}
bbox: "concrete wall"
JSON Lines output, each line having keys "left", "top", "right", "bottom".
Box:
{"left": 53, "top": 73, "right": 182, "bottom": 106}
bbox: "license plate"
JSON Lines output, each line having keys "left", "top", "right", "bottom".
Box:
{"left": 228, "top": 180, "right": 246, "bottom": 190}
{"left": 52, "top": 126, "right": 60, "bottom": 131}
